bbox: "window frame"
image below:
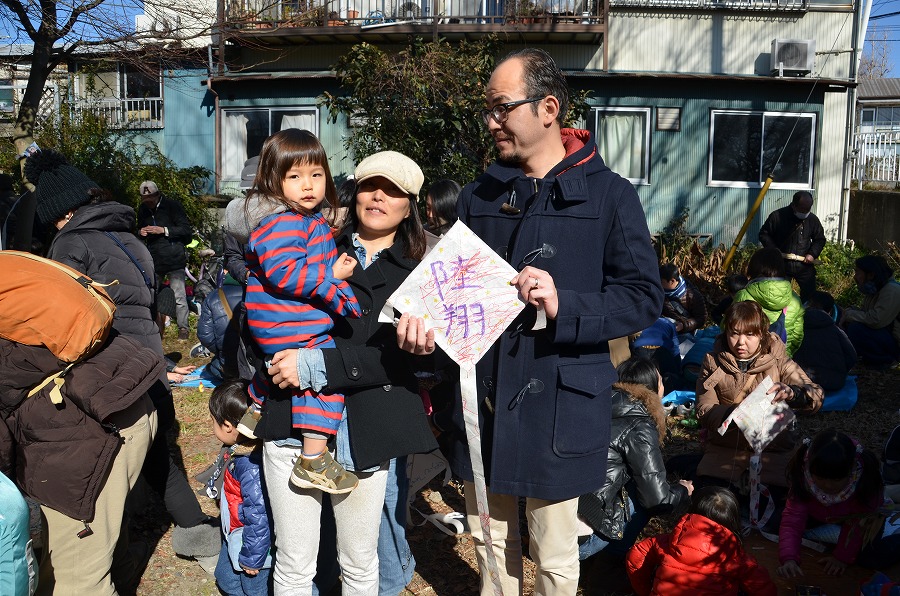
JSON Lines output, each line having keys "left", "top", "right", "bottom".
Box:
{"left": 592, "top": 106, "right": 652, "bottom": 185}
{"left": 707, "top": 109, "right": 816, "bottom": 190}
{"left": 220, "top": 105, "right": 320, "bottom": 182}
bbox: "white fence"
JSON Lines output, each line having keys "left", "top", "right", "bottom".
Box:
{"left": 852, "top": 131, "right": 900, "bottom": 188}
{"left": 71, "top": 98, "right": 164, "bottom": 129}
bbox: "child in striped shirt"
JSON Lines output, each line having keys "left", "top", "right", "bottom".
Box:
{"left": 239, "top": 128, "right": 361, "bottom": 494}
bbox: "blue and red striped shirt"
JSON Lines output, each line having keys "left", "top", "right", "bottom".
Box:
{"left": 245, "top": 210, "right": 360, "bottom": 432}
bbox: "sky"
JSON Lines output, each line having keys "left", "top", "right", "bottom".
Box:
{"left": 867, "top": 0, "right": 900, "bottom": 75}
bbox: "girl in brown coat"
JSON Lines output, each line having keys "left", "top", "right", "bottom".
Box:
{"left": 696, "top": 301, "right": 823, "bottom": 488}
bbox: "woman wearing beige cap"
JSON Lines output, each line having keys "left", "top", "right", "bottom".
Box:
{"left": 243, "top": 150, "right": 438, "bottom": 595}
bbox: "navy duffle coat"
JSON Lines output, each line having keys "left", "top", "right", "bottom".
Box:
{"left": 445, "top": 129, "right": 663, "bottom": 501}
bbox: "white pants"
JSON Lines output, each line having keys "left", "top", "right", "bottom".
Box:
{"left": 263, "top": 442, "right": 387, "bottom": 595}
{"left": 464, "top": 482, "right": 580, "bottom": 596}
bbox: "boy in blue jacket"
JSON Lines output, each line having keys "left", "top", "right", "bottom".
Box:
{"left": 208, "top": 380, "right": 273, "bottom": 596}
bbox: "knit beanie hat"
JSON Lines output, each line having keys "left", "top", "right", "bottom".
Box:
{"left": 25, "top": 149, "right": 99, "bottom": 225}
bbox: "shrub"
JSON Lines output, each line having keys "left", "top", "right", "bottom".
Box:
{"left": 816, "top": 241, "right": 869, "bottom": 307}
{"left": 1, "top": 107, "right": 215, "bottom": 263}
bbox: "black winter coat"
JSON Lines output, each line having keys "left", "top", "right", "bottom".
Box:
{"left": 759, "top": 205, "right": 826, "bottom": 260}
{"left": 577, "top": 383, "right": 689, "bottom": 540}
{"left": 449, "top": 129, "right": 664, "bottom": 500}
{"left": 254, "top": 231, "right": 438, "bottom": 470}
{"left": 793, "top": 308, "right": 857, "bottom": 391}
{"left": 662, "top": 280, "right": 708, "bottom": 334}
{"left": 48, "top": 202, "right": 161, "bottom": 354}
{"left": 136, "top": 195, "right": 192, "bottom": 273}
{"left": 0, "top": 333, "right": 163, "bottom": 521}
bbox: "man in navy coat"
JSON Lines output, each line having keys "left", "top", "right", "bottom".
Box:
{"left": 400, "top": 49, "right": 663, "bottom": 594}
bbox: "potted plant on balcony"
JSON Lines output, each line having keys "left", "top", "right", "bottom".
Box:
{"left": 506, "top": 0, "right": 544, "bottom": 23}
{"left": 299, "top": 5, "right": 326, "bottom": 25}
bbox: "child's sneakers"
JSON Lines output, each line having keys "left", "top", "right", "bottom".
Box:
{"left": 236, "top": 406, "right": 262, "bottom": 439}
{"left": 290, "top": 450, "right": 358, "bottom": 494}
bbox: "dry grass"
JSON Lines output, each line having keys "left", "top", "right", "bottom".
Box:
{"left": 132, "top": 322, "right": 900, "bottom": 595}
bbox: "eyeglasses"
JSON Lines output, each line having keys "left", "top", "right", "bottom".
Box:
{"left": 481, "top": 97, "right": 544, "bottom": 125}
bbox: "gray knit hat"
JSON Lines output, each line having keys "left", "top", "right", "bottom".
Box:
{"left": 25, "top": 149, "right": 99, "bottom": 225}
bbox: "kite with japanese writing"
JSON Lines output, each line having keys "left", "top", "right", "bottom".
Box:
{"left": 380, "top": 220, "right": 525, "bottom": 370}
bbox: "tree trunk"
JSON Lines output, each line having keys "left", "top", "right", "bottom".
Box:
{"left": 10, "top": 43, "right": 53, "bottom": 251}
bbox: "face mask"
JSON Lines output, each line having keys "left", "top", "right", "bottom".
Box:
{"left": 793, "top": 210, "right": 810, "bottom": 220}
{"left": 860, "top": 281, "right": 879, "bottom": 295}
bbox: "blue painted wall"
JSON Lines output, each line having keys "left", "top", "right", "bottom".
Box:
{"left": 162, "top": 68, "right": 216, "bottom": 192}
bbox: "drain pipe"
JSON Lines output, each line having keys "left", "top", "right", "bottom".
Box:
{"left": 840, "top": 0, "right": 872, "bottom": 240}
{"left": 206, "top": 75, "right": 221, "bottom": 195}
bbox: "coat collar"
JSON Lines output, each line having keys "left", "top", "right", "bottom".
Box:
{"left": 335, "top": 226, "right": 419, "bottom": 281}
{"left": 481, "top": 128, "right": 606, "bottom": 204}
{"left": 613, "top": 382, "right": 667, "bottom": 444}
{"left": 711, "top": 333, "right": 787, "bottom": 375}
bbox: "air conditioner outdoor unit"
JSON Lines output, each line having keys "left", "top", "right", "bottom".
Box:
{"left": 770, "top": 39, "right": 815, "bottom": 76}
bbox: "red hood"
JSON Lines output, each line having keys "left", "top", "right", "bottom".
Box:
{"left": 560, "top": 128, "right": 595, "bottom": 173}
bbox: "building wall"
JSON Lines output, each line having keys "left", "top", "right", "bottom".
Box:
{"left": 237, "top": 41, "right": 605, "bottom": 72}
{"left": 162, "top": 68, "right": 217, "bottom": 192}
{"left": 577, "top": 76, "right": 849, "bottom": 244}
{"left": 608, "top": 10, "right": 855, "bottom": 79}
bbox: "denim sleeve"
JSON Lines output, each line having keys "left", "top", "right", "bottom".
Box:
{"left": 296, "top": 348, "right": 327, "bottom": 393}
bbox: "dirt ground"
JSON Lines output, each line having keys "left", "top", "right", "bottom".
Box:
{"left": 128, "top": 331, "right": 900, "bottom": 595}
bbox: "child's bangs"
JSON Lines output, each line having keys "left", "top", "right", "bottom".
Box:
{"left": 285, "top": 145, "right": 326, "bottom": 170}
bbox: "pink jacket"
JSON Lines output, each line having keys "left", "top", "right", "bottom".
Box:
{"left": 778, "top": 493, "right": 881, "bottom": 564}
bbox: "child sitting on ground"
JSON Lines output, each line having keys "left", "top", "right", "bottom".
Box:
{"left": 777, "top": 428, "right": 900, "bottom": 577}
{"left": 659, "top": 263, "right": 708, "bottom": 340}
{"left": 626, "top": 486, "right": 777, "bottom": 595}
{"left": 793, "top": 291, "right": 857, "bottom": 391}
{"left": 208, "top": 380, "right": 273, "bottom": 596}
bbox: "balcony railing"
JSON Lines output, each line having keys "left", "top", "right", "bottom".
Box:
{"left": 223, "top": 0, "right": 605, "bottom": 30}
{"left": 852, "top": 131, "right": 900, "bottom": 188}
{"left": 71, "top": 98, "right": 164, "bottom": 130}
{"left": 610, "top": 0, "right": 806, "bottom": 10}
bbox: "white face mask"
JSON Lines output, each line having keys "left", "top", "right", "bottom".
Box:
{"left": 793, "top": 210, "right": 810, "bottom": 220}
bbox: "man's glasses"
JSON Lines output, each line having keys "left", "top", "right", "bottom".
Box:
{"left": 481, "top": 97, "right": 544, "bottom": 125}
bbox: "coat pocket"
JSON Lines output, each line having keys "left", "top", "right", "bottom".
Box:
{"left": 553, "top": 358, "right": 616, "bottom": 457}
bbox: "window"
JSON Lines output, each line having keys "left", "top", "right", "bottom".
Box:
{"left": 0, "top": 79, "right": 14, "bottom": 114}
{"left": 860, "top": 106, "right": 900, "bottom": 132}
{"left": 592, "top": 107, "right": 651, "bottom": 184}
{"left": 708, "top": 110, "right": 815, "bottom": 189}
{"left": 860, "top": 108, "right": 875, "bottom": 133}
{"left": 221, "top": 107, "right": 318, "bottom": 180}
{"left": 124, "top": 65, "right": 160, "bottom": 100}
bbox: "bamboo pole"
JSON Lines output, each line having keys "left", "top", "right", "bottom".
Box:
{"left": 722, "top": 175, "right": 774, "bottom": 272}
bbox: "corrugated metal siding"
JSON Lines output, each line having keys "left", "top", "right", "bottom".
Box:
{"left": 609, "top": 11, "right": 854, "bottom": 79}
{"left": 576, "top": 77, "right": 849, "bottom": 244}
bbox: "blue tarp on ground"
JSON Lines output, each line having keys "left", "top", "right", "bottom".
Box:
{"left": 820, "top": 375, "right": 858, "bottom": 412}
{"left": 171, "top": 364, "right": 220, "bottom": 389}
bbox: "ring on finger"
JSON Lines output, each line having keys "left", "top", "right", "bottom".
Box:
{"left": 531, "top": 276, "right": 539, "bottom": 289}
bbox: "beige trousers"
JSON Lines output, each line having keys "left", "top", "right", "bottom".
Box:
{"left": 38, "top": 396, "right": 157, "bottom": 596}
{"left": 464, "top": 482, "right": 579, "bottom": 596}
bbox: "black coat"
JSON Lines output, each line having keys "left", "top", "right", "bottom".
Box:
{"left": 254, "top": 231, "right": 438, "bottom": 470}
{"left": 759, "top": 205, "right": 826, "bottom": 260}
{"left": 47, "top": 202, "right": 161, "bottom": 353}
{"left": 793, "top": 308, "right": 857, "bottom": 391}
{"left": 448, "top": 129, "right": 664, "bottom": 500}
{"left": 577, "top": 383, "right": 689, "bottom": 540}
{"left": 662, "top": 280, "right": 708, "bottom": 334}
{"left": 136, "top": 195, "right": 192, "bottom": 273}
